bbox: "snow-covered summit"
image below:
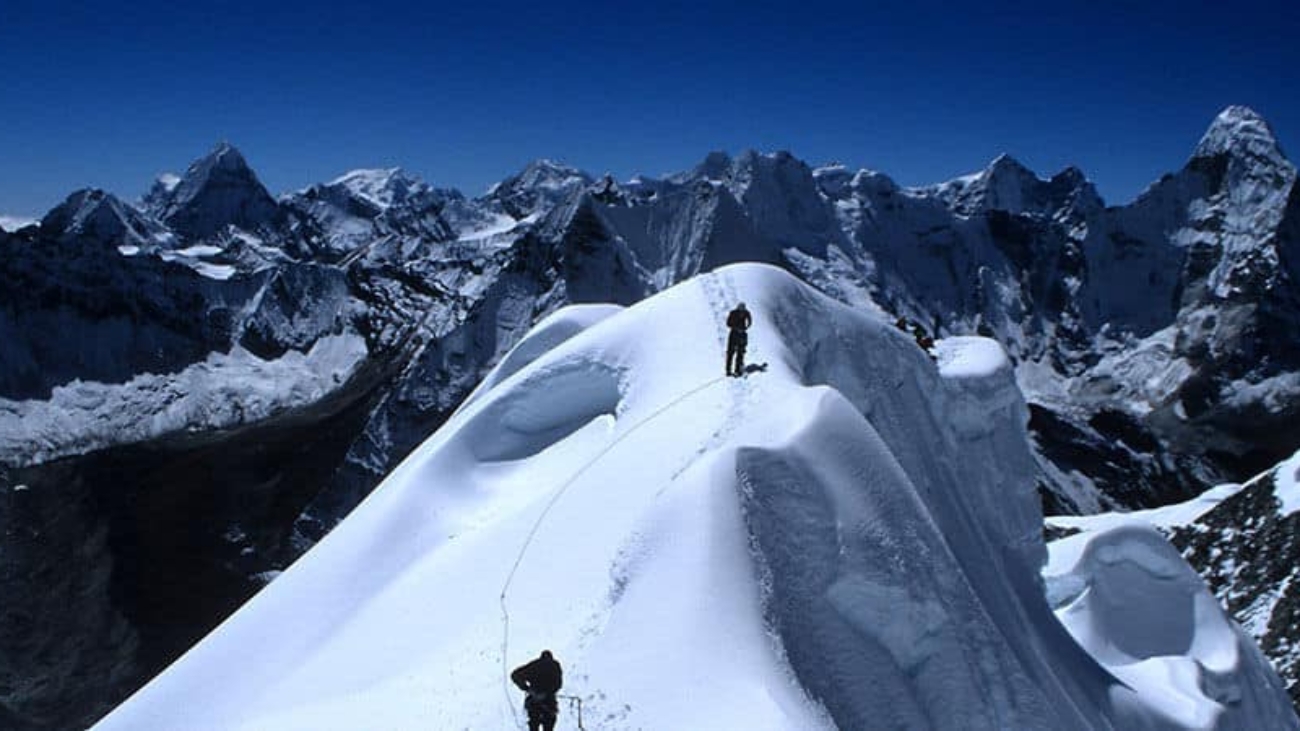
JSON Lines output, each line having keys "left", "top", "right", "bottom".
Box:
{"left": 92, "top": 264, "right": 1296, "bottom": 730}
{"left": 487, "top": 158, "right": 593, "bottom": 220}
{"left": 328, "top": 167, "right": 429, "bottom": 210}
{"left": 505, "top": 158, "right": 589, "bottom": 191}
{"left": 1193, "top": 105, "right": 1287, "bottom": 164}
{"left": 924, "top": 154, "right": 1102, "bottom": 217}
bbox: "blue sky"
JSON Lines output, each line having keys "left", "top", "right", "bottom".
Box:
{"left": 1, "top": 0, "right": 1296, "bottom": 218}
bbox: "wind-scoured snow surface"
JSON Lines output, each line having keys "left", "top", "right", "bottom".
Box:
{"left": 93, "top": 264, "right": 1294, "bottom": 730}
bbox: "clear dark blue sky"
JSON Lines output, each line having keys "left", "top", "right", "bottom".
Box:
{"left": 2, "top": 0, "right": 1297, "bottom": 218}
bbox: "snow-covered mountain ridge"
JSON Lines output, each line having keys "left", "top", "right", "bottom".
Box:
{"left": 3, "top": 105, "right": 1298, "bottom": 728}
{"left": 93, "top": 265, "right": 1298, "bottom": 729}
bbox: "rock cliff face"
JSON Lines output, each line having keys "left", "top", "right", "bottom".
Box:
{"left": 1169, "top": 451, "right": 1300, "bottom": 706}
{"left": 2, "top": 107, "right": 1298, "bottom": 727}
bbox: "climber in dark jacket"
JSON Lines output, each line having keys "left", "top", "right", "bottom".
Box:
{"left": 725, "top": 302, "right": 752, "bottom": 377}
{"left": 511, "top": 650, "right": 563, "bottom": 731}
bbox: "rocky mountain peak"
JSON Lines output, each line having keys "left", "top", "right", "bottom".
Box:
{"left": 486, "top": 158, "right": 592, "bottom": 220}
{"left": 986, "top": 152, "right": 1033, "bottom": 176}
{"left": 141, "top": 173, "right": 182, "bottom": 217}
{"left": 928, "top": 153, "right": 1044, "bottom": 216}
{"left": 728, "top": 149, "right": 815, "bottom": 194}
{"left": 1047, "top": 165, "right": 1105, "bottom": 214}
{"left": 500, "top": 158, "right": 589, "bottom": 192}
{"left": 39, "top": 188, "right": 162, "bottom": 247}
{"left": 158, "top": 142, "right": 281, "bottom": 239}
{"left": 689, "top": 151, "right": 733, "bottom": 183}
{"left": 1193, "top": 105, "right": 1286, "bottom": 164}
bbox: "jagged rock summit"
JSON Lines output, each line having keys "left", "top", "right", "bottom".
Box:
{"left": 153, "top": 141, "right": 282, "bottom": 239}
{"left": 487, "top": 158, "right": 592, "bottom": 219}
{"left": 40, "top": 188, "right": 168, "bottom": 249}
{"left": 1193, "top": 105, "right": 1289, "bottom": 163}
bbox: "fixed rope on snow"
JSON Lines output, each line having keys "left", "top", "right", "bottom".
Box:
{"left": 498, "top": 373, "right": 727, "bottom": 727}
{"left": 499, "top": 270, "right": 748, "bottom": 728}
{"left": 557, "top": 694, "right": 586, "bottom": 730}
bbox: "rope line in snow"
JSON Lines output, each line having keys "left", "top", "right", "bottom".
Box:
{"left": 498, "top": 372, "right": 727, "bottom": 727}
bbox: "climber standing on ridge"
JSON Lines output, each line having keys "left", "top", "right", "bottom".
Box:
{"left": 725, "top": 302, "right": 752, "bottom": 377}
{"left": 511, "top": 650, "right": 563, "bottom": 731}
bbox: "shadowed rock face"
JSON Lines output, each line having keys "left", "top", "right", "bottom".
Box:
{"left": 0, "top": 234, "right": 259, "bottom": 402}
{"left": 1169, "top": 462, "right": 1300, "bottom": 708}
{"left": 0, "top": 359, "right": 388, "bottom": 730}
{"left": 156, "top": 143, "right": 283, "bottom": 240}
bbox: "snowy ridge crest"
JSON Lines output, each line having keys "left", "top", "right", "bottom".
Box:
{"left": 91, "top": 265, "right": 1297, "bottom": 730}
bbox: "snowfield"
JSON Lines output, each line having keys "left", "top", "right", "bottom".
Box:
{"left": 0, "top": 333, "right": 368, "bottom": 467}
{"left": 92, "top": 264, "right": 1296, "bottom": 730}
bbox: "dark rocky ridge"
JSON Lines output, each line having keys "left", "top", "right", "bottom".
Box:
{"left": 1169, "top": 463, "right": 1300, "bottom": 707}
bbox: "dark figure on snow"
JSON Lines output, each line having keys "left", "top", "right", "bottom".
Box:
{"left": 895, "top": 316, "right": 936, "bottom": 359}
{"left": 511, "top": 650, "right": 563, "bottom": 731}
{"left": 726, "top": 302, "right": 752, "bottom": 377}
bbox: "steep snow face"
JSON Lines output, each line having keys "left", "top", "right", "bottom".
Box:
{"left": 533, "top": 150, "right": 847, "bottom": 308}
{"left": 93, "top": 264, "right": 1293, "bottom": 730}
{"left": 722, "top": 150, "right": 843, "bottom": 257}
{"left": 0, "top": 332, "right": 368, "bottom": 467}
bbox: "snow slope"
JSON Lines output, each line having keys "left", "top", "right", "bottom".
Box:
{"left": 93, "top": 264, "right": 1294, "bottom": 730}
{"left": 0, "top": 215, "right": 36, "bottom": 232}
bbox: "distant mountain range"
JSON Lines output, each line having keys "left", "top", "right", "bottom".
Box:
{"left": 1, "top": 105, "right": 1297, "bottom": 728}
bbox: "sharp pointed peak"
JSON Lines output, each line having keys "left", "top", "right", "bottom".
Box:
{"left": 986, "top": 153, "right": 1034, "bottom": 175}
{"left": 175, "top": 142, "right": 261, "bottom": 189}
{"left": 691, "top": 151, "right": 734, "bottom": 181}
{"left": 203, "top": 141, "right": 250, "bottom": 167}
{"left": 1049, "top": 165, "right": 1089, "bottom": 185}
{"left": 1193, "top": 105, "right": 1284, "bottom": 161}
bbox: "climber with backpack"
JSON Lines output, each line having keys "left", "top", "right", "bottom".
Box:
{"left": 511, "top": 650, "right": 564, "bottom": 731}
{"left": 725, "top": 302, "right": 752, "bottom": 377}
